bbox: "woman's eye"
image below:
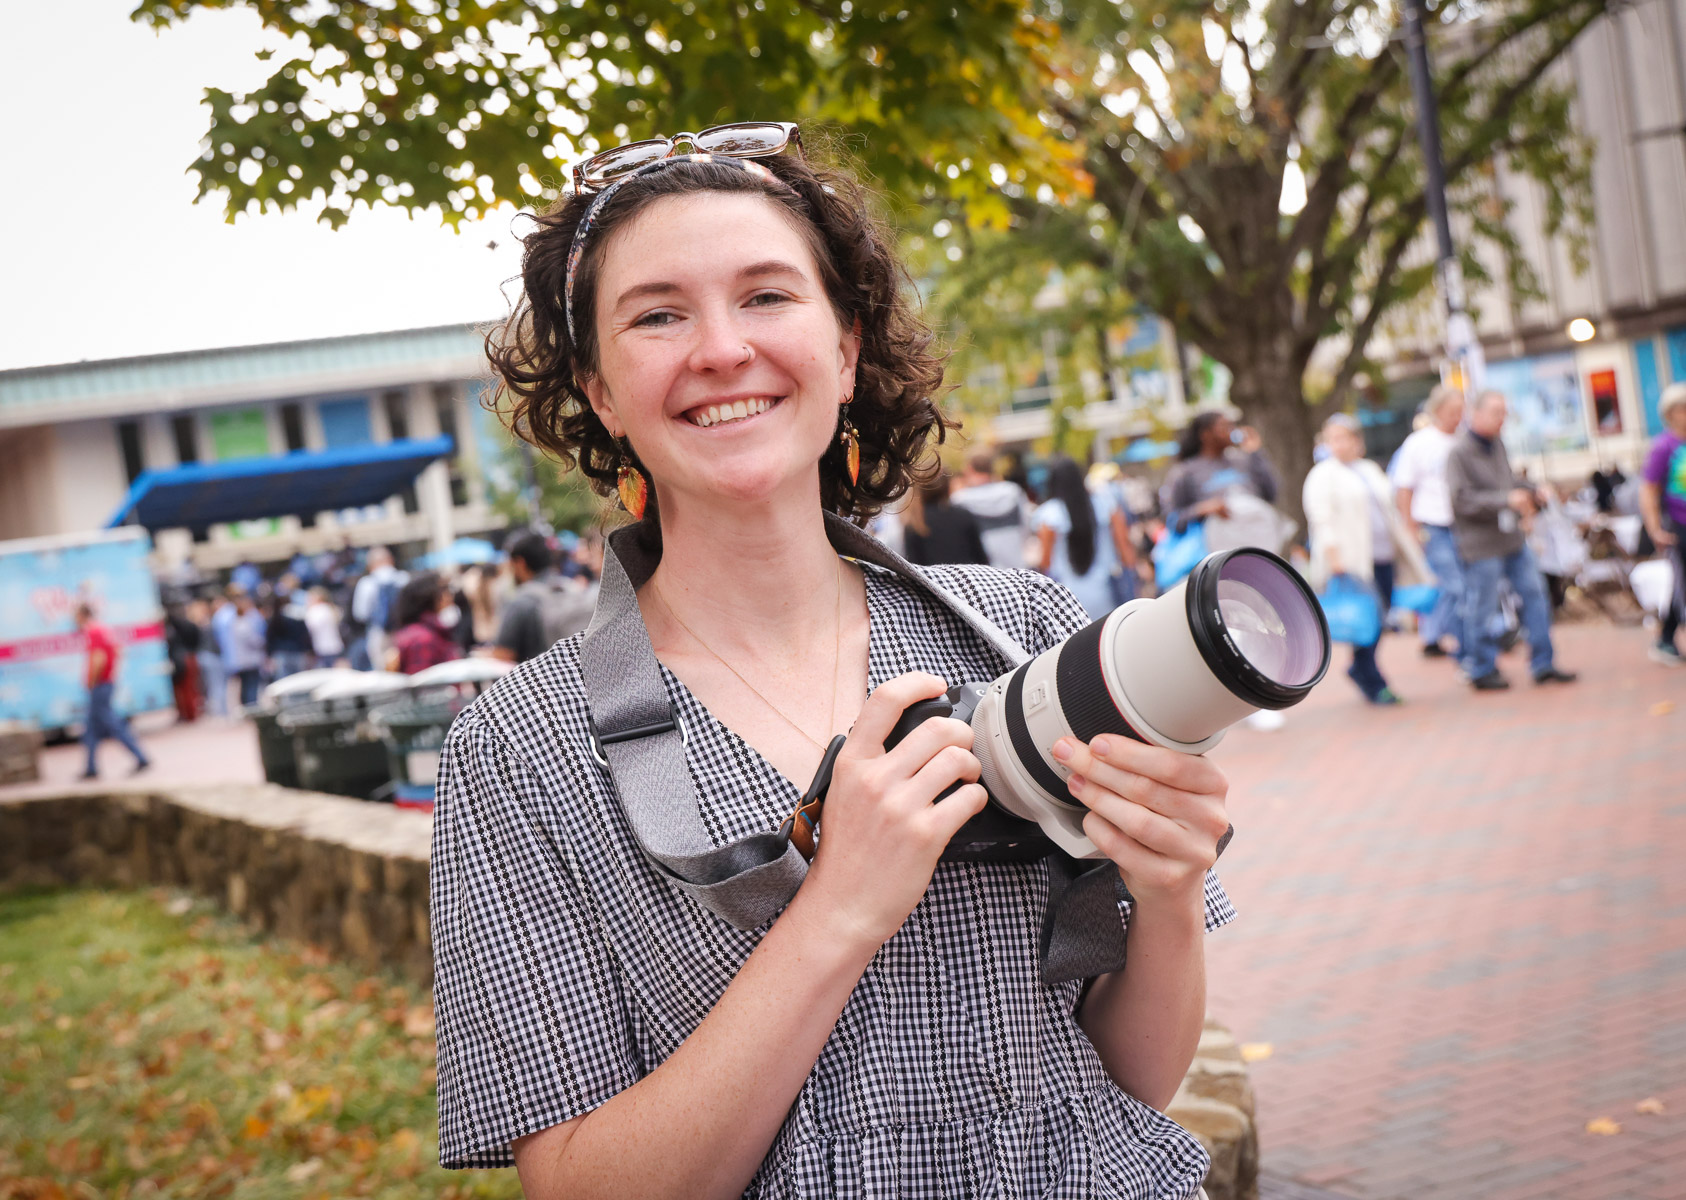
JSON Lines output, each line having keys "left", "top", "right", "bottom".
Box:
{"left": 632, "top": 310, "right": 678, "bottom": 328}
{"left": 747, "top": 291, "right": 789, "bottom": 308}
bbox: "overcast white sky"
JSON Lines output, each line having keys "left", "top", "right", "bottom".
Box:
{"left": 0, "top": 0, "right": 526, "bottom": 372}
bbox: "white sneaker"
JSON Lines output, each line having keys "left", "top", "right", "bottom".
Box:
{"left": 1649, "top": 643, "right": 1684, "bottom": 667}
{"left": 1243, "top": 709, "right": 1287, "bottom": 732}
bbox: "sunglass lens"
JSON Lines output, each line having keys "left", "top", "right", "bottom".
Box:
{"left": 694, "top": 123, "right": 790, "bottom": 155}
{"left": 582, "top": 139, "right": 672, "bottom": 186}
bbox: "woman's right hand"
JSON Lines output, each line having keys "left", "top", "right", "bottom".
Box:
{"left": 800, "top": 672, "right": 987, "bottom": 950}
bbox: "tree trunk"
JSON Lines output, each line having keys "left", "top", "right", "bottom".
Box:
{"left": 1222, "top": 347, "right": 1318, "bottom": 549}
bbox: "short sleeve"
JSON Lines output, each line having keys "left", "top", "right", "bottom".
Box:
{"left": 494, "top": 597, "right": 541, "bottom": 662}
{"left": 1033, "top": 498, "right": 1071, "bottom": 539}
{"left": 431, "top": 716, "right": 639, "bottom": 1168}
{"left": 1643, "top": 437, "right": 1674, "bottom": 486}
{"left": 1019, "top": 568, "right": 1093, "bottom": 652}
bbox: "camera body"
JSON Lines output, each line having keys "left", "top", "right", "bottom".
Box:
{"left": 884, "top": 682, "right": 1063, "bottom": 863}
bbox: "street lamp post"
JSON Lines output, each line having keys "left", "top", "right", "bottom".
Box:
{"left": 1403, "top": 0, "right": 1485, "bottom": 394}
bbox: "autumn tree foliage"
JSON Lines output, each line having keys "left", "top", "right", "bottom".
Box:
{"left": 136, "top": 0, "right": 1606, "bottom": 516}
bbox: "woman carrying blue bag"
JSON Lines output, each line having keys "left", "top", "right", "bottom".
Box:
{"left": 1303, "top": 414, "right": 1435, "bottom": 705}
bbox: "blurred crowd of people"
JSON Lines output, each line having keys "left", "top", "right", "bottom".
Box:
{"left": 159, "top": 529, "right": 606, "bottom": 719}
{"left": 879, "top": 387, "right": 1685, "bottom": 713}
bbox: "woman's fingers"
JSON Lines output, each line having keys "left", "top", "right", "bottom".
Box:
{"left": 881, "top": 714, "right": 973, "bottom": 777}
{"left": 1066, "top": 771, "right": 1212, "bottom": 866}
{"left": 1052, "top": 735, "right": 1227, "bottom": 836}
{"left": 906, "top": 740, "right": 981, "bottom": 804}
{"left": 849, "top": 672, "right": 949, "bottom": 751}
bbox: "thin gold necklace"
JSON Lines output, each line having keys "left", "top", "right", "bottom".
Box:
{"left": 653, "top": 558, "right": 845, "bottom": 751}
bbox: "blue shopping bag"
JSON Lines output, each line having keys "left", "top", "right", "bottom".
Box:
{"left": 1391, "top": 583, "right": 1439, "bottom": 614}
{"left": 1318, "top": 575, "right": 1382, "bottom": 645}
{"left": 1153, "top": 521, "right": 1209, "bottom": 591}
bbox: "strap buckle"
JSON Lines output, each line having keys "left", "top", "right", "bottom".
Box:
{"left": 587, "top": 699, "right": 688, "bottom": 769}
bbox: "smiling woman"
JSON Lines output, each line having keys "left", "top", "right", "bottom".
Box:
{"left": 438, "top": 134, "right": 1234, "bottom": 1200}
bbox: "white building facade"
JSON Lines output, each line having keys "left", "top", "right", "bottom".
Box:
{"left": 0, "top": 325, "right": 511, "bottom": 569}
{"left": 1384, "top": 0, "right": 1686, "bottom": 479}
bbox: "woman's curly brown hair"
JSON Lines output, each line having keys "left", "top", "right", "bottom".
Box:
{"left": 484, "top": 149, "right": 952, "bottom": 521}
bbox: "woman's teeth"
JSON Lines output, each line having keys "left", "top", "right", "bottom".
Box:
{"left": 686, "top": 397, "right": 776, "bottom": 428}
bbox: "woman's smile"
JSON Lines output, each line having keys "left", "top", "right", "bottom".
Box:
{"left": 681, "top": 395, "right": 783, "bottom": 429}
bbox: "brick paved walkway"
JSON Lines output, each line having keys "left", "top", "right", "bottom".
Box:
{"left": 18, "top": 711, "right": 264, "bottom": 791}
{"left": 1205, "top": 620, "right": 1686, "bottom": 1200}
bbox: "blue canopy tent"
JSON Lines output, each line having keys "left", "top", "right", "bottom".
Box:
{"left": 414, "top": 536, "right": 500, "bottom": 569}
{"left": 1119, "top": 438, "right": 1180, "bottom": 463}
{"left": 106, "top": 436, "right": 454, "bottom": 532}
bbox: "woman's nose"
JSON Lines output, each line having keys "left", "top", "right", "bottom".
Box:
{"left": 687, "top": 312, "right": 752, "bottom": 373}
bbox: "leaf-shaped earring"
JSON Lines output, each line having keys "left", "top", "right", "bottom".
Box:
{"left": 839, "top": 406, "right": 861, "bottom": 486}
{"left": 616, "top": 441, "right": 648, "bottom": 520}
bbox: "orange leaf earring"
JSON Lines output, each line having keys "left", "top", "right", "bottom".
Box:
{"left": 839, "top": 400, "right": 860, "bottom": 486}
{"left": 616, "top": 441, "right": 648, "bottom": 520}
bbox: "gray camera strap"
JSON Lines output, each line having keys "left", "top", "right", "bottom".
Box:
{"left": 577, "top": 511, "right": 1129, "bottom": 983}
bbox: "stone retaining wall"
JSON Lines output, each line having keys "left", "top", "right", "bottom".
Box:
{"left": 0, "top": 785, "right": 433, "bottom": 985}
{"left": 0, "top": 785, "right": 1257, "bottom": 1198}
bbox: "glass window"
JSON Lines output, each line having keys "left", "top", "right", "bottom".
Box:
{"left": 171, "top": 415, "right": 199, "bottom": 465}
{"left": 383, "top": 390, "right": 410, "bottom": 441}
{"left": 117, "top": 421, "right": 145, "bottom": 484}
{"left": 280, "top": 402, "right": 307, "bottom": 452}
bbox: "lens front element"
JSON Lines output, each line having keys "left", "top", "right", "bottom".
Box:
{"left": 1186, "top": 548, "right": 1331, "bottom": 708}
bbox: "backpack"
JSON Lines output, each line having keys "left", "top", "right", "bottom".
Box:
{"left": 521, "top": 577, "right": 598, "bottom": 649}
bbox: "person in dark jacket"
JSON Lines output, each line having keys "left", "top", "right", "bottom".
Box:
{"left": 901, "top": 469, "right": 990, "bottom": 566}
{"left": 1446, "top": 390, "right": 1577, "bottom": 691}
{"left": 164, "top": 603, "right": 203, "bottom": 722}
{"left": 262, "top": 594, "right": 315, "bottom": 681}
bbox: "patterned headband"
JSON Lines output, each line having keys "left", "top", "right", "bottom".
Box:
{"left": 563, "top": 153, "right": 792, "bottom": 346}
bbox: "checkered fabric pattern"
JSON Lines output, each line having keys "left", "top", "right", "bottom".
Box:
{"left": 431, "top": 561, "right": 1236, "bottom": 1197}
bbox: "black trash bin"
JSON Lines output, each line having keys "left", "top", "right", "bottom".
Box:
{"left": 279, "top": 673, "right": 414, "bottom": 799}
{"left": 367, "top": 659, "right": 512, "bottom": 810}
{"left": 251, "top": 668, "right": 355, "bottom": 789}
{"left": 369, "top": 698, "right": 469, "bottom": 811}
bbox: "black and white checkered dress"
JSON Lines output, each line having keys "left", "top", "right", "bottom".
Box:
{"left": 431, "top": 560, "right": 1235, "bottom": 1197}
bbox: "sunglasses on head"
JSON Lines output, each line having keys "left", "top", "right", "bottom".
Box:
{"left": 571, "top": 121, "right": 803, "bottom": 193}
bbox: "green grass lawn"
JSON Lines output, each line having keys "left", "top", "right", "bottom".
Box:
{"left": 0, "top": 889, "right": 523, "bottom": 1200}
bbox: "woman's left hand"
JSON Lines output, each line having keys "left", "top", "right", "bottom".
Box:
{"left": 1051, "top": 735, "right": 1230, "bottom": 915}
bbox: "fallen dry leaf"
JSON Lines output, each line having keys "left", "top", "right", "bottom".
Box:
{"left": 284, "top": 1157, "right": 324, "bottom": 1183}
{"left": 1239, "top": 1043, "right": 1273, "bottom": 1062}
{"left": 402, "top": 1006, "right": 435, "bottom": 1038}
{"left": 241, "top": 1116, "right": 271, "bottom": 1140}
{"left": 1584, "top": 1116, "right": 1622, "bottom": 1135}
{"left": 1634, "top": 1097, "right": 1666, "bottom": 1115}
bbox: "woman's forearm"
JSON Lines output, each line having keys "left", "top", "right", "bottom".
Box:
{"left": 516, "top": 890, "right": 879, "bottom": 1200}
{"left": 1077, "top": 891, "right": 1207, "bottom": 1111}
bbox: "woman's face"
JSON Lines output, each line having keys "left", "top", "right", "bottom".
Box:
{"left": 583, "top": 192, "right": 859, "bottom": 517}
{"left": 1328, "top": 424, "right": 1363, "bottom": 462}
{"left": 1203, "top": 416, "right": 1234, "bottom": 454}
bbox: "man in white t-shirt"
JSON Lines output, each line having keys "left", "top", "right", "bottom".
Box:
{"left": 1391, "top": 385, "right": 1466, "bottom": 663}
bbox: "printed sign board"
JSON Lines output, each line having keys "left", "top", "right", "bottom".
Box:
{"left": 0, "top": 528, "right": 172, "bottom": 730}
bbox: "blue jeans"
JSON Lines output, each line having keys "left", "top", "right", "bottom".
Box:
{"left": 1348, "top": 562, "right": 1395, "bottom": 699}
{"left": 1463, "top": 544, "right": 1556, "bottom": 678}
{"left": 84, "top": 682, "right": 148, "bottom": 775}
{"left": 197, "top": 649, "right": 227, "bottom": 718}
{"left": 1420, "top": 524, "right": 1466, "bottom": 657}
